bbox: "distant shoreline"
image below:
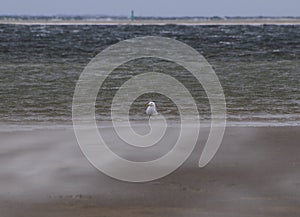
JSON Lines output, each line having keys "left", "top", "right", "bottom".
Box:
{"left": 1, "top": 18, "right": 300, "bottom": 25}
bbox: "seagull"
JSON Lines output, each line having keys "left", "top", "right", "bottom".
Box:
{"left": 145, "top": 101, "right": 158, "bottom": 119}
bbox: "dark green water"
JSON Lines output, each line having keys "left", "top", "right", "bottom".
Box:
{"left": 0, "top": 24, "right": 299, "bottom": 127}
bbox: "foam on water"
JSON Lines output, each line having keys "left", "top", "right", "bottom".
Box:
{"left": 0, "top": 23, "right": 299, "bottom": 128}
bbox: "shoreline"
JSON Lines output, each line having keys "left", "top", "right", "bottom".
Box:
{"left": 0, "top": 121, "right": 299, "bottom": 132}
{"left": 1, "top": 18, "right": 300, "bottom": 25}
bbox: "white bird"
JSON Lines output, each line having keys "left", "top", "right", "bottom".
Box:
{"left": 145, "top": 101, "right": 158, "bottom": 118}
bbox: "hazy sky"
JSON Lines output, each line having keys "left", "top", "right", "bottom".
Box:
{"left": 0, "top": 0, "right": 299, "bottom": 17}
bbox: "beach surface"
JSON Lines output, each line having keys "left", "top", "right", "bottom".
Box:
{"left": 0, "top": 125, "right": 300, "bottom": 217}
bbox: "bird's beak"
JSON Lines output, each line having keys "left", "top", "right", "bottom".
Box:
{"left": 145, "top": 103, "right": 150, "bottom": 107}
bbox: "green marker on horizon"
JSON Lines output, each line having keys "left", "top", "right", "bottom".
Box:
{"left": 130, "top": 10, "right": 135, "bottom": 21}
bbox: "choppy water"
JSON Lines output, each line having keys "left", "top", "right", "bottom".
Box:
{"left": 0, "top": 24, "right": 300, "bottom": 127}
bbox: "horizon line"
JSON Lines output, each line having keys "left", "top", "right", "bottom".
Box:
{"left": 1, "top": 14, "right": 300, "bottom": 19}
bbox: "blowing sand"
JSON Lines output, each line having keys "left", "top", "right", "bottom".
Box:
{"left": 0, "top": 125, "right": 300, "bottom": 217}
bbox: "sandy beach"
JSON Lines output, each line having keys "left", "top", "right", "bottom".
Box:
{"left": 1, "top": 125, "right": 299, "bottom": 217}
{"left": 1, "top": 18, "right": 300, "bottom": 25}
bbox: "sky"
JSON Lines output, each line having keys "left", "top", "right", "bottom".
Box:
{"left": 0, "top": 0, "right": 299, "bottom": 17}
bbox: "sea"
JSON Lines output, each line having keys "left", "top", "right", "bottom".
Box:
{"left": 0, "top": 16, "right": 300, "bottom": 129}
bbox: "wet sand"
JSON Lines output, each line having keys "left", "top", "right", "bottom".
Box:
{"left": 1, "top": 18, "right": 300, "bottom": 25}
{"left": 0, "top": 126, "right": 300, "bottom": 217}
